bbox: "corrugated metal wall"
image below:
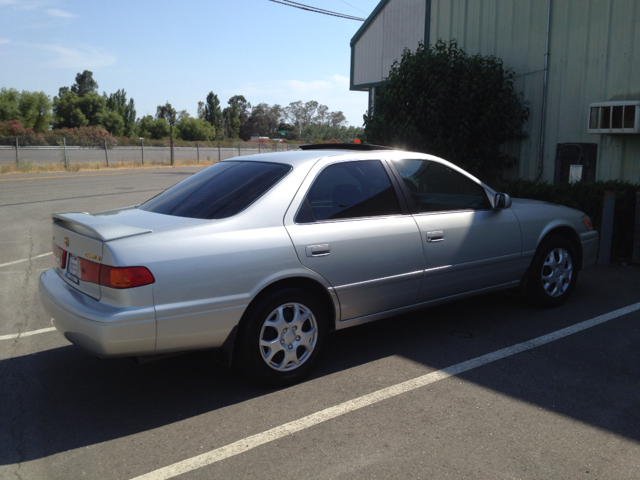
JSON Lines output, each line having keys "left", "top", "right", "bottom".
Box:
{"left": 353, "top": 0, "right": 426, "bottom": 87}
{"left": 353, "top": 0, "right": 640, "bottom": 182}
{"left": 429, "top": 0, "right": 640, "bottom": 182}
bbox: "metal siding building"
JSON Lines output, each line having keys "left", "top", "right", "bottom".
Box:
{"left": 351, "top": 0, "right": 640, "bottom": 183}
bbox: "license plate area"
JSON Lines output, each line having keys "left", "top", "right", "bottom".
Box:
{"left": 66, "top": 253, "right": 80, "bottom": 284}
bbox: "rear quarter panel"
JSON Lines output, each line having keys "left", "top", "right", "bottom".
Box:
{"left": 101, "top": 163, "right": 332, "bottom": 353}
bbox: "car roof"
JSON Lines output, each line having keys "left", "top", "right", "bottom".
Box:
{"left": 221, "top": 147, "right": 490, "bottom": 191}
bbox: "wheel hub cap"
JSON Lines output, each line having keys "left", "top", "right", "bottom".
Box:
{"left": 259, "top": 302, "right": 317, "bottom": 372}
{"left": 541, "top": 247, "right": 573, "bottom": 297}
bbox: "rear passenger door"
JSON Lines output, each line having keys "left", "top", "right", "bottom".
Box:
{"left": 389, "top": 159, "right": 522, "bottom": 301}
{"left": 285, "top": 158, "right": 425, "bottom": 322}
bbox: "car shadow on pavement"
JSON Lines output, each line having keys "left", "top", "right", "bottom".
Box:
{"left": 1, "top": 266, "right": 638, "bottom": 465}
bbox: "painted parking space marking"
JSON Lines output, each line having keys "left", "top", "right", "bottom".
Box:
{"left": 131, "top": 301, "right": 640, "bottom": 480}
{"left": 0, "top": 326, "right": 56, "bottom": 341}
{"left": 0, "top": 252, "right": 52, "bottom": 269}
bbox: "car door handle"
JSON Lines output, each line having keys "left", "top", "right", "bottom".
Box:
{"left": 426, "top": 231, "right": 445, "bottom": 242}
{"left": 305, "top": 244, "right": 330, "bottom": 257}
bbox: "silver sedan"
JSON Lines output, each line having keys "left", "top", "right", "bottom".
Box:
{"left": 39, "top": 145, "right": 599, "bottom": 385}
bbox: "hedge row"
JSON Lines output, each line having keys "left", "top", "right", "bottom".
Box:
{"left": 497, "top": 180, "right": 639, "bottom": 262}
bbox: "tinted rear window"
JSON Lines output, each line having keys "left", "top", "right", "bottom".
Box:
{"left": 139, "top": 161, "right": 291, "bottom": 219}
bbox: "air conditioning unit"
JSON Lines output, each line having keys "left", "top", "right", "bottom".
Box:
{"left": 588, "top": 101, "right": 640, "bottom": 134}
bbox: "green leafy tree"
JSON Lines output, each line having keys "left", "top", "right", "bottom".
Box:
{"left": 276, "top": 122, "right": 299, "bottom": 141}
{"left": 245, "top": 103, "right": 272, "bottom": 137}
{"left": 0, "top": 88, "right": 20, "bottom": 123}
{"left": 137, "top": 115, "right": 171, "bottom": 139}
{"left": 177, "top": 117, "right": 215, "bottom": 141}
{"left": 103, "top": 111, "right": 125, "bottom": 137}
{"left": 204, "top": 92, "right": 223, "bottom": 136}
{"left": 226, "top": 103, "right": 241, "bottom": 139}
{"left": 53, "top": 91, "right": 109, "bottom": 129}
{"left": 136, "top": 115, "right": 155, "bottom": 138}
{"left": 364, "top": 39, "right": 529, "bottom": 177}
{"left": 105, "top": 89, "right": 136, "bottom": 137}
{"left": 223, "top": 95, "right": 251, "bottom": 139}
{"left": 156, "top": 102, "right": 178, "bottom": 164}
{"left": 149, "top": 118, "right": 170, "bottom": 139}
{"left": 70, "top": 70, "right": 99, "bottom": 97}
{"left": 156, "top": 102, "right": 177, "bottom": 126}
{"left": 0, "top": 88, "right": 52, "bottom": 133}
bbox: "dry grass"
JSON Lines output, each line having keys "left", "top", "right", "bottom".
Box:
{"left": 0, "top": 158, "right": 216, "bottom": 175}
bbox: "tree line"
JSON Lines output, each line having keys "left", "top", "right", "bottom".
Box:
{"left": 0, "top": 70, "right": 363, "bottom": 143}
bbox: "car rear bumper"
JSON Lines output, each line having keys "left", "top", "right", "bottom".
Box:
{"left": 580, "top": 230, "right": 600, "bottom": 269}
{"left": 39, "top": 268, "right": 156, "bottom": 357}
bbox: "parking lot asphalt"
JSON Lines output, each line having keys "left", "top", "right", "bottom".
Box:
{"left": 1, "top": 168, "right": 639, "bottom": 479}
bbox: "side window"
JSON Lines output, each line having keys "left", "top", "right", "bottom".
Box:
{"left": 394, "top": 160, "right": 490, "bottom": 213}
{"left": 295, "top": 160, "right": 401, "bottom": 223}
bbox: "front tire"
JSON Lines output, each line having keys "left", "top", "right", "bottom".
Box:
{"left": 528, "top": 235, "right": 578, "bottom": 308}
{"left": 236, "top": 287, "right": 329, "bottom": 386}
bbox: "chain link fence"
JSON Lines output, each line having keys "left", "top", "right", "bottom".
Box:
{"left": 0, "top": 135, "right": 298, "bottom": 167}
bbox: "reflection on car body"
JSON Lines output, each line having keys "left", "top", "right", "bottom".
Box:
{"left": 39, "top": 145, "right": 599, "bottom": 385}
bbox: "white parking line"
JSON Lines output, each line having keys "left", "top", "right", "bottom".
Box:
{"left": 131, "top": 301, "right": 640, "bottom": 480}
{"left": 0, "top": 326, "right": 56, "bottom": 341}
{"left": 0, "top": 252, "right": 52, "bottom": 269}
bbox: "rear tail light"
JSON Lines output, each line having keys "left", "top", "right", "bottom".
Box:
{"left": 52, "top": 242, "right": 67, "bottom": 269}
{"left": 80, "top": 258, "right": 101, "bottom": 284}
{"left": 76, "top": 258, "right": 154, "bottom": 289}
{"left": 99, "top": 265, "right": 155, "bottom": 289}
{"left": 582, "top": 216, "right": 594, "bottom": 230}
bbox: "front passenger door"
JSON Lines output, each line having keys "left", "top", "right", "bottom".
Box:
{"left": 390, "top": 159, "right": 522, "bottom": 301}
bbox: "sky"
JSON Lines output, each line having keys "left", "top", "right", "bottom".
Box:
{"left": 0, "top": 0, "right": 380, "bottom": 127}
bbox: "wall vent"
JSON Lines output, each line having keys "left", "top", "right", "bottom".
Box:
{"left": 588, "top": 101, "right": 640, "bottom": 134}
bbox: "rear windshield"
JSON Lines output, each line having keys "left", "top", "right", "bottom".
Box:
{"left": 139, "top": 161, "right": 291, "bottom": 219}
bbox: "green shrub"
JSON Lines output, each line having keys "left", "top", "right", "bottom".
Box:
{"left": 497, "top": 180, "right": 639, "bottom": 262}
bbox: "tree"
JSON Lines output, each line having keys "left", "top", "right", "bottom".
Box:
{"left": 226, "top": 103, "right": 240, "bottom": 139}
{"left": 149, "top": 118, "right": 170, "bottom": 139}
{"left": 70, "top": 70, "right": 99, "bottom": 97}
{"left": 203, "top": 92, "right": 223, "bottom": 136}
{"left": 136, "top": 115, "right": 155, "bottom": 138}
{"left": 52, "top": 91, "right": 108, "bottom": 129}
{"left": 0, "top": 88, "right": 52, "bottom": 133}
{"left": 156, "top": 102, "right": 177, "bottom": 164}
{"left": 177, "top": 117, "right": 215, "bottom": 141}
{"left": 224, "top": 95, "right": 251, "bottom": 139}
{"left": 364, "top": 39, "right": 529, "bottom": 178}
{"left": 103, "top": 110, "right": 125, "bottom": 137}
{"left": 104, "top": 89, "right": 136, "bottom": 137}
{"left": 156, "top": 102, "right": 177, "bottom": 126}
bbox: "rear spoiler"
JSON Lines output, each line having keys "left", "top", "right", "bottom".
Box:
{"left": 52, "top": 213, "right": 152, "bottom": 242}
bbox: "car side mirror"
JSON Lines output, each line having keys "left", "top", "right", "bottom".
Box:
{"left": 494, "top": 193, "right": 512, "bottom": 209}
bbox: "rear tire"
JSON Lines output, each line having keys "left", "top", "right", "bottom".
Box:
{"left": 527, "top": 235, "right": 578, "bottom": 308}
{"left": 236, "top": 287, "right": 329, "bottom": 386}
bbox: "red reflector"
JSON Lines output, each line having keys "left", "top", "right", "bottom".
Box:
{"left": 99, "top": 266, "right": 155, "bottom": 289}
{"left": 52, "top": 242, "right": 67, "bottom": 269}
{"left": 80, "top": 258, "right": 100, "bottom": 284}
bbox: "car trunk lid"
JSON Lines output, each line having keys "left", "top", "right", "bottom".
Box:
{"left": 52, "top": 212, "right": 154, "bottom": 300}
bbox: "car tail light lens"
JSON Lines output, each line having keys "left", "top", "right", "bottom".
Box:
{"left": 52, "top": 242, "right": 67, "bottom": 269}
{"left": 77, "top": 258, "right": 155, "bottom": 289}
{"left": 80, "top": 258, "right": 101, "bottom": 284}
{"left": 582, "top": 216, "right": 594, "bottom": 230}
{"left": 99, "top": 265, "right": 155, "bottom": 289}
